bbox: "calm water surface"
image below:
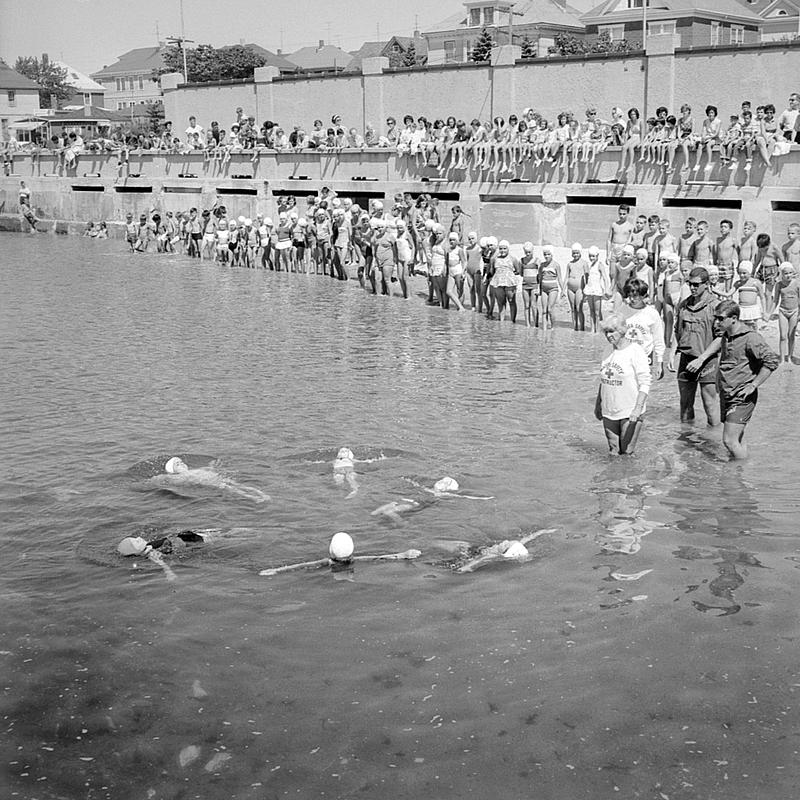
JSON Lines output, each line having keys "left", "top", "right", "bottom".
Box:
{"left": 2, "top": 234, "right": 800, "bottom": 800}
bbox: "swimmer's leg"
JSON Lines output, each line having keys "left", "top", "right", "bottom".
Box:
{"left": 345, "top": 473, "right": 359, "bottom": 499}
{"left": 602, "top": 417, "right": 623, "bottom": 455}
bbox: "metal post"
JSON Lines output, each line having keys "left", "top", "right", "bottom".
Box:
{"left": 180, "top": 0, "right": 188, "bottom": 82}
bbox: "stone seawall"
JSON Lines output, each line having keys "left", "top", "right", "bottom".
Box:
{"left": 2, "top": 147, "right": 799, "bottom": 247}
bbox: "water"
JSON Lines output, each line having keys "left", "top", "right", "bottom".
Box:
{"left": 2, "top": 234, "right": 800, "bottom": 800}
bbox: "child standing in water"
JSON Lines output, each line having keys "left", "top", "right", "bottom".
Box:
{"left": 773, "top": 263, "right": 800, "bottom": 363}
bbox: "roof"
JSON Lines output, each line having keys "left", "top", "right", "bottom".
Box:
{"left": 48, "top": 104, "right": 131, "bottom": 123}
{"left": 240, "top": 43, "right": 300, "bottom": 73}
{"left": 344, "top": 36, "right": 416, "bottom": 72}
{"left": 91, "top": 47, "right": 165, "bottom": 79}
{"left": 0, "top": 63, "right": 40, "bottom": 91}
{"left": 287, "top": 43, "right": 353, "bottom": 71}
{"left": 582, "top": 0, "right": 764, "bottom": 24}
{"left": 424, "top": 0, "right": 585, "bottom": 34}
{"left": 52, "top": 61, "right": 106, "bottom": 93}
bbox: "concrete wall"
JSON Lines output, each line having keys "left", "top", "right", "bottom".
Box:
{"left": 163, "top": 41, "right": 800, "bottom": 137}
{"left": 3, "top": 147, "right": 799, "bottom": 248}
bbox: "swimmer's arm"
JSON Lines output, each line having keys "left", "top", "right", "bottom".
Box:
{"left": 146, "top": 550, "right": 177, "bottom": 582}
{"left": 685, "top": 337, "right": 722, "bottom": 372}
{"left": 519, "top": 528, "right": 556, "bottom": 546}
{"left": 352, "top": 549, "right": 422, "bottom": 562}
{"left": 259, "top": 558, "right": 332, "bottom": 577}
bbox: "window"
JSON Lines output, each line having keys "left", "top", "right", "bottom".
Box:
{"left": 138, "top": 76, "right": 143, "bottom": 90}
{"left": 599, "top": 24, "right": 626, "bottom": 42}
{"left": 83, "top": 93, "right": 91, "bottom": 105}
{"left": 444, "top": 40, "right": 457, "bottom": 61}
{"left": 7, "top": 90, "right": 16, "bottom": 106}
{"left": 730, "top": 25, "right": 744, "bottom": 44}
{"left": 484, "top": 6, "right": 494, "bottom": 25}
{"left": 470, "top": 7, "right": 481, "bottom": 26}
{"left": 710, "top": 21, "right": 720, "bottom": 45}
{"left": 115, "top": 78, "right": 122, "bottom": 91}
{"left": 627, "top": 0, "right": 649, "bottom": 7}
{"left": 648, "top": 21, "right": 675, "bottom": 36}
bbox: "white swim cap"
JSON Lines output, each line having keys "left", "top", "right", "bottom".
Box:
{"left": 369, "top": 218, "right": 380, "bottom": 230}
{"left": 336, "top": 447, "right": 354, "bottom": 460}
{"left": 487, "top": 236, "right": 498, "bottom": 247}
{"left": 523, "top": 241, "right": 534, "bottom": 252}
{"left": 571, "top": 242, "right": 582, "bottom": 251}
{"left": 264, "top": 217, "right": 273, "bottom": 227}
{"left": 396, "top": 218, "right": 406, "bottom": 229}
{"left": 667, "top": 253, "right": 680, "bottom": 264}
{"left": 373, "top": 200, "right": 383, "bottom": 210}
{"left": 298, "top": 217, "right": 307, "bottom": 226}
{"left": 288, "top": 210, "right": 298, "bottom": 220}
{"left": 498, "top": 239, "right": 510, "bottom": 249}
{"left": 164, "top": 456, "right": 186, "bottom": 474}
{"left": 244, "top": 218, "right": 252, "bottom": 226}
{"left": 622, "top": 244, "right": 635, "bottom": 255}
{"left": 502, "top": 541, "right": 529, "bottom": 559}
{"left": 117, "top": 536, "right": 149, "bottom": 556}
{"left": 228, "top": 220, "right": 237, "bottom": 229}
{"left": 424, "top": 219, "right": 435, "bottom": 231}
{"left": 479, "top": 237, "right": 488, "bottom": 248}
{"left": 434, "top": 223, "right": 445, "bottom": 235}
{"left": 434, "top": 476, "right": 459, "bottom": 493}
{"left": 588, "top": 245, "right": 600, "bottom": 256}
{"left": 329, "top": 531, "right": 354, "bottom": 560}
{"left": 237, "top": 215, "right": 246, "bottom": 224}
{"left": 332, "top": 198, "right": 342, "bottom": 208}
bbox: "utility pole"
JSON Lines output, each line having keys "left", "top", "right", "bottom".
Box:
{"left": 500, "top": 4, "right": 525, "bottom": 47}
{"left": 166, "top": 34, "right": 193, "bottom": 83}
{"left": 642, "top": 0, "right": 648, "bottom": 117}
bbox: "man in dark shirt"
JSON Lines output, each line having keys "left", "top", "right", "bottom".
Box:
{"left": 688, "top": 299, "right": 779, "bottom": 459}
{"left": 674, "top": 267, "right": 719, "bottom": 425}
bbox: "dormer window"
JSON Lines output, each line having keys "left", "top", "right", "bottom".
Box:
{"left": 484, "top": 6, "right": 494, "bottom": 25}
{"left": 470, "top": 7, "right": 481, "bottom": 26}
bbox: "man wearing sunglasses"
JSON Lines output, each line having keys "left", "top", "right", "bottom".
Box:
{"left": 673, "top": 267, "right": 720, "bottom": 425}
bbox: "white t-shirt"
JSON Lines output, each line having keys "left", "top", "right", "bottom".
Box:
{"left": 599, "top": 343, "right": 652, "bottom": 421}
{"left": 624, "top": 304, "right": 665, "bottom": 362}
{"left": 185, "top": 124, "right": 204, "bottom": 141}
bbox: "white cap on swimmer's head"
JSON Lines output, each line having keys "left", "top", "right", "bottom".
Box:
{"left": 434, "top": 476, "right": 459, "bottom": 493}
{"left": 502, "top": 540, "right": 529, "bottom": 559}
{"left": 479, "top": 237, "right": 488, "bottom": 248}
{"left": 165, "top": 456, "right": 187, "bottom": 473}
{"left": 117, "top": 536, "right": 150, "bottom": 556}
{"left": 264, "top": 217, "right": 273, "bottom": 227}
{"left": 424, "top": 219, "right": 435, "bottom": 231}
{"left": 588, "top": 245, "right": 600, "bottom": 256}
{"left": 498, "top": 239, "right": 510, "bottom": 249}
{"left": 329, "top": 531, "right": 354, "bottom": 560}
{"left": 622, "top": 244, "right": 635, "bottom": 255}
{"left": 244, "top": 218, "right": 252, "bottom": 227}
{"left": 336, "top": 447, "right": 354, "bottom": 460}
{"left": 571, "top": 242, "right": 582, "bottom": 252}
{"left": 237, "top": 215, "right": 246, "bottom": 224}
{"left": 487, "top": 236, "right": 498, "bottom": 248}
{"left": 523, "top": 241, "right": 534, "bottom": 253}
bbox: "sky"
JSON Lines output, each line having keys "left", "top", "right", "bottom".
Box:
{"left": 0, "top": 0, "right": 595, "bottom": 75}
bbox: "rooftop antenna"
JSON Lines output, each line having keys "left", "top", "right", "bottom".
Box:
{"left": 156, "top": 19, "right": 160, "bottom": 44}
{"left": 166, "top": 0, "right": 193, "bottom": 82}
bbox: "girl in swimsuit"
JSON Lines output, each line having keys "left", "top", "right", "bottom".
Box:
{"left": 677, "top": 105, "right": 695, "bottom": 171}
{"left": 490, "top": 240, "right": 520, "bottom": 322}
{"left": 619, "top": 107, "right": 642, "bottom": 174}
{"left": 465, "top": 232, "right": 483, "bottom": 312}
{"left": 467, "top": 119, "right": 488, "bottom": 169}
{"left": 428, "top": 229, "right": 448, "bottom": 308}
{"left": 445, "top": 233, "right": 466, "bottom": 311}
{"left": 539, "top": 247, "right": 563, "bottom": 329}
{"left": 661, "top": 254, "right": 683, "bottom": 357}
{"left": 583, "top": 246, "right": 609, "bottom": 334}
{"left": 520, "top": 242, "right": 540, "bottom": 328}
{"left": 733, "top": 261, "right": 764, "bottom": 329}
{"left": 774, "top": 263, "right": 800, "bottom": 362}
{"left": 481, "top": 237, "right": 498, "bottom": 317}
{"left": 756, "top": 103, "right": 779, "bottom": 167}
{"left": 566, "top": 243, "right": 589, "bottom": 331}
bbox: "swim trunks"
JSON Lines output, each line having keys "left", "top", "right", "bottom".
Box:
{"left": 721, "top": 391, "right": 757, "bottom": 425}
{"left": 677, "top": 352, "right": 718, "bottom": 385}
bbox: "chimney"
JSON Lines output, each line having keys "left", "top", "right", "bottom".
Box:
{"left": 277, "top": 48, "right": 283, "bottom": 55}
{"left": 318, "top": 39, "right": 325, "bottom": 49}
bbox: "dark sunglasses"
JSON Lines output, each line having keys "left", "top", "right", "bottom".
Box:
{"left": 688, "top": 280, "right": 706, "bottom": 287}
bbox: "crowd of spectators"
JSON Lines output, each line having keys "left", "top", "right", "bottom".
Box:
{"left": 3, "top": 94, "right": 798, "bottom": 179}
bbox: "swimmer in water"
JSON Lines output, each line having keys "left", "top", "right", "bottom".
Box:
{"left": 438, "top": 528, "right": 555, "bottom": 573}
{"left": 150, "top": 457, "right": 270, "bottom": 503}
{"left": 333, "top": 447, "right": 359, "bottom": 498}
{"left": 259, "top": 532, "right": 421, "bottom": 576}
{"left": 117, "top": 528, "right": 221, "bottom": 582}
{"left": 371, "top": 477, "right": 494, "bottom": 522}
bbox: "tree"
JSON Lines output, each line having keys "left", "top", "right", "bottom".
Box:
{"left": 548, "top": 30, "right": 639, "bottom": 56}
{"left": 145, "top": 101, "right": 165, "bottom": 132}
{"left": 470, "top": 28, "right": 494, "bottom": 62}
{"left": 520, "top": 36, "right": 536, "bottom": 59}
{"left": 160, "top": 44, "right": 267, "bottom": 82}
{"left": 14, "top": 54, "right": 72, "bottom": 108}
{"left": 402, "top": 42, "right": 419, "bottom": 67}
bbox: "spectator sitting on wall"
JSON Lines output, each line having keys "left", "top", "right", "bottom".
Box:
{"left": 185, "top": 116, "right": 204, "bottom": 144}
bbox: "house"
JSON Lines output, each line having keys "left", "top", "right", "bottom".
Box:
{"left": 0, "top": 63, "right": 42, "bottom": 142}
{"left": 52, "top": 61, "right": 106, "bottom": 109}
{"left": 581, "top": 0, "right": 763, "bottom": 49}
{"left": 286, "top": 41, "right": 353, "bottom": 73}
{"left": 732, "top": 0, "right": 800, "bottom": 41}
{"left": 241, "top": 44, "right": 300, "bottom": 74}
{"left": 423, "top": 0, "right": 586, "bottom": 65}
{"left": 344, "top": 35, "right": 428, "bottom": 72}
{"left": 91, "top": 46, "right": 165, "bottom": 110}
